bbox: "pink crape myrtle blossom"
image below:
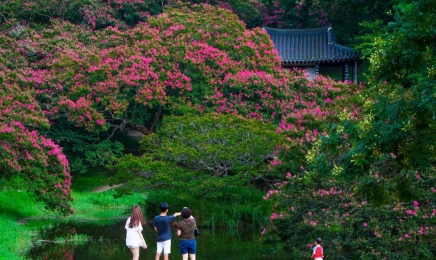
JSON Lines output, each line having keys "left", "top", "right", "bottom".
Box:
{"left": 0, "top": 83, "right": 73, "bottom": 215}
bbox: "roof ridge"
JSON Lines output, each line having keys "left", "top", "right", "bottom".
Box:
{"left": 262, "top": 26, "right": 331, "bottom": 35}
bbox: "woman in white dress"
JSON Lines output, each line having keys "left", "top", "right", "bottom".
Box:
{"left": 126, "top": 205, "right": 147, "bottom": 260}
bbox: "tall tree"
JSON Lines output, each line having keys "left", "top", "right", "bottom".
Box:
{"left": 262, "top": 1, "right": 436, "bottom": 258}
{"left": 319, "top": 0, "right": 396, "bottom": 45}
{"left": 358, "top": 0, "right": 436, "bottom": 171}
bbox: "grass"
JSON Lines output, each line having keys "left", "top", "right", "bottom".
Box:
{"left": 0, "top": 169, "right": 145, "bottom": 259}
{"left": 68, "top": 189, "right": 145, "bottom": 224}
{"left": 145, "top": 184, "right": 273, "bottom": 228}
{"left": 70, "top": 168, "right": 114, "bottom": 192}
{"left": 0, "top": 215, "right": 34, "bottom": 260}
{"left": 53, "top": 234, "right": 90, "bottom": 245}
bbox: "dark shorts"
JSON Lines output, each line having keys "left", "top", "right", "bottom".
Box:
{"left": 180, "top": 239, "right": 196, "bottom": 254}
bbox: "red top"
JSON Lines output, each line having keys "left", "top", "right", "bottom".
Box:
{"left": 313, "top": 245, "right": 323, "bottom": 259}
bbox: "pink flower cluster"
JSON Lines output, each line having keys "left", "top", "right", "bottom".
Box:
{"left": 263, "top": 189, "right": 279, "bottom": 200}
{"left": 312, "top": 187, "right": 348, "bottom": 197}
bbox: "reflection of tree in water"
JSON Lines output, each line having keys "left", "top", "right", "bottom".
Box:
{"left": 36, "top": 227, "right": 82, "bottom": 260}
{"left": 30, "top": 223, "right": 131, "bottom": 260}
{"left": 30, "top": 222, "right": 291, "bottom": 259}
{"left": 40, "top": 234, "right": 76, "bottom": 260}
{"left": 41, "top": 246, "right": 74, "bottom": 260}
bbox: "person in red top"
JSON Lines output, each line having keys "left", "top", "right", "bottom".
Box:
{"left": 312, "top": 237, "right": 324, "bottom": 260}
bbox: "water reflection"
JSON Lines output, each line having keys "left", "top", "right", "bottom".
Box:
{"left": 29, "top": 221, "right": 289, "bottom": 259}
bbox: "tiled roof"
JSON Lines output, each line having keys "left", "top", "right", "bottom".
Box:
{"left": 263, "top": 27, "right": 360, "bottom": 65}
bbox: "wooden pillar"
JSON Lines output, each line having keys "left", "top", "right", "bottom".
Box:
{"left": 344, "top": 62, "right": 349, "bottom": 81}
{"left": 354, "top": 60, "right": 358, "bottom": 83}
{"left": 315, "top": 63, "right": 319, "bottom": 78}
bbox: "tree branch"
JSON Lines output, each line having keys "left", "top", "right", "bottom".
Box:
{"left": 0, "top": 12, "right": 7, "bottom": 23}
{"left": 150, "top": 106, "right": 162, "bottom": 133}
{"left": 107, "top": 119, "right": 128, "bottom": 140}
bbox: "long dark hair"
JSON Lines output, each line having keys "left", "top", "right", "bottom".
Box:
{"left": 129, "top": 205, "right": 146, "bottom": 228}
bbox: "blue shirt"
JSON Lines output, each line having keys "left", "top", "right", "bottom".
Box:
{"left": 153, "top": 215, "right": 175, "bottom": 242}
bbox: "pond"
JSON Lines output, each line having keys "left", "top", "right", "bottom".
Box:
{"left": 28, "top": 220, "right": 290, "bottom": 259}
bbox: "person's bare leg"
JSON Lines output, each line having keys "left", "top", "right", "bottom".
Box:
{"left": 155, "top": 253, "right": 161, "bottom": 260}
{"left": 130, "top": 248, "right": 139, "bottom": 260}
{"left": 189, "top": 254, "right": 196, "bottom": 260}
{"left": 164, "top": 253, "right": 169, "bottom": 260}
{"left": 182, "top": 253, "right": 189, "bottom": 260}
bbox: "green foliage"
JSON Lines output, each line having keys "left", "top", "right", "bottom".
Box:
{"left": 320, "top": 0, "right": 396, "bottom": 46}
{"left": 140, "top": 113, "right": 284, "bottom": 177}
{"left": 114, "top": 157, "right": 273, "bottom": 226}
{"left": 262, "top": 164, "right": 436, "bottom": 258}
{"left": 144, "top": 180, "right": 273, "bottom": 227}
{"left": 113, "top": 113, "right": 281, "bottom": 226}
{"left": 45, "top": 123, "right": 125, "bottom": 174}
{"left": 263, "top": 2, "right": 436, "bottom": 257}
{"left": 263, "top": 86, "right": 436, "bottom": 257}
{"left": 353, "top": 0, "right": 436, "bottom": 176}
{"left": 224, "top": 0, "right": 264, "bottom": 28}
{"left": 360, "top": 0, "right": 436, "bottom": 86}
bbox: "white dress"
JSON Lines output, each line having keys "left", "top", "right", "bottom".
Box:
{"left": 125, "top": 217, "right": 143, "bottom": 248}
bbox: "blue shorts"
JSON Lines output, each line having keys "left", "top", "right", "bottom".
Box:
{"left": 180, "top": 239, "right": 196, "bottom": 254}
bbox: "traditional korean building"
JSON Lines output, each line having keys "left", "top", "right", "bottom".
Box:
{"left": 263, "top": 26, "right": 360, "bottom": 82}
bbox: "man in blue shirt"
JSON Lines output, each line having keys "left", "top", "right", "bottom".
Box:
{"left": 153, "top": 202, "right": 181, "bottom": 260}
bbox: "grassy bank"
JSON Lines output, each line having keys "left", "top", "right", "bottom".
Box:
{"left": 0, "top": 170, "right": 145, "bottom": 259}
{"left": 1, "top": 169, "right": 273, "bottom": 259}
{"left": 0, "top": 215, "right": 34, "bottom": 260}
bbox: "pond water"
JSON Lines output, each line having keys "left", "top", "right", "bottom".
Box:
{"left": 28, "top": 221, "right": 290, "bottom": 260}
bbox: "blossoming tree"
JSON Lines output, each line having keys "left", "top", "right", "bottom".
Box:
{"left": 0, "top": 81, "right": 73, "bottom": 215}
